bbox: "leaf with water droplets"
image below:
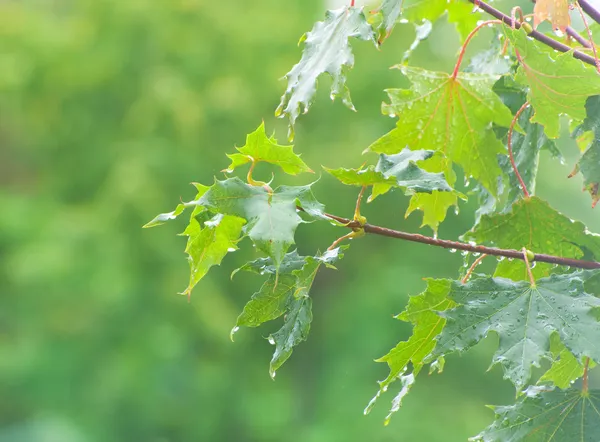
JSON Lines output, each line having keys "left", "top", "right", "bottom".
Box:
{"left": 367, "top": 279, "right": 455, "bottom": 422}
{"left": 472, "top": 387, "right": 600, "bottom": 441}
{"left": 506, "top": 27, "right": 600, "bottom": 139}
{"left": 143, "top": 183, "right": 209, "bottom": 228}
{"left": 572, "top": 96, "right": 600, "bottom": 207}
{"left": 199, "top": 178, "right": 325, "bottom": 270}
{"left": 374, "top": 0, "right": 403, "bottom": 43}
{"left": 182, "top": 213, "right": 246, "bottom": 297}
{"left": 224, "top": 122, "right": 312, "bottom": 175}
{"left": 464, "top": 196, "right": 600, "bottom": 280}
{"left": 324, "top": 148, "right": 453, "bottom": 199}
{"left": 368, "top": 66, "right": 514, "bottom": 195}
{"left": 433, "top": 273, "right": 600, "bottom": 391}
{"left": 276, "top": 6, "right": 376, "bottom": 139}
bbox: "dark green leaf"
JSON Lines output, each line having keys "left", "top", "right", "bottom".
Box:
{"left": 572, "top": 96, "right": 600, "bottom": 206}
{"left": 276, "top": 7, "right": 376, "bottom": 138}
{"left": 433, "top": 273, "right": 600, "bottom": 390}
{"left": 199, "top": 178, "right": 325, "bottom": 268}
{"left": 472, "top": 387, "right": 600, "bottom": 441}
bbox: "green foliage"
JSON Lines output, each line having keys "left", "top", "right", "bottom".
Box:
{"left": 473, "top": 387, "right": 600, "bottom": 441}
{"left": 275, "top": 6, "right": 376, "bottom": 138}
{"left": 433, "top": 273, "right": 600, "bottom": 391}
{"left": 150, "top": 1, "right": 600, "bottom": 437}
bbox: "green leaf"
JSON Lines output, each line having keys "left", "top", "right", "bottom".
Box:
{"left": 198, "top": 178, "right": 325, "bottom": 268}
{"left": 275, "top": 7, "right": 376, "bottom": 138}
{"left": 572, "top": 96, "right": 600, "bottom": 206}
{"left": 366, "top": 279, "right": 455, "bottom": 423}
{"left": 506, "top": 28, "right": 600, "bottom": 138}
{"left": 433, "top": 273, "right": 600, "bottom": 390}
{"left": 324, "top": 148, "right": 452, "bottom": 198}
{"left": 143, "top": 183, "right": 210, "bottom": 228}
{"left": 368, "top": 66, "right": 514, "bottom": 194}
{"left": 403, "top": 0, "right": 479, "bottom": 41}
{"left": 464, "top": 197, "right": 600, "bottom": 280}
{"left": 232, "top": 248, "right": 346, "bottom": 377}
{"left": 182, "top": 213, "right": 246, "bottom": 297}
{"left": 538, "top": 333, "right": 587, "bottom": 389}
{"left": 224, "top": 122, "right": 312, "bottom": 175}
{"left": 374, "top": 0, "right": 403, "bottom": 43}
{"left": 472, "top": 387, "right": 600, "bottom": 441}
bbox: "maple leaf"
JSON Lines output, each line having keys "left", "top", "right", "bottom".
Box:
{"left": 366, "top": 279, "right": 455, "bottom": 423}
{"left": 374, "top": 0, "right": 403, "bottom": 43}
{"left": 472, "top": 387, "right": 600, "bottom": 441}
{"left": 506, "top": 28, "right": 600, "bottom": 139}
{"left": 533, "top": 0, "right": 571, "bottom": 32}
{"left": 275, "top": 7, "right": 376, "bottom": 139}
{"left": 143, "top": 183, "right": 209, "bottom": 228}
{"left": 433, "top": 273, "right": 600, "bottom": 390}
{"left": 368, "top": 66, "right": 514, "bottom": 194}
{"left": 224, "top": 122, "right": 312, "bottom": 176}
{"left": 324, "top": 148, "right": 452, "bottom": 200}
{"left": 572, "top": 96, "right": 600, "bottom": 206}
{"left": 182, "top": 213, "right": 246, "bottom": 297}
{"left": 198, "top": 178, "right": 325, "bottom": 269}
{"left": 233, "top": 248, "right": 346, "bottom": 377}
{"left": 464, "top": 196, "right": 600, "bottom": 280}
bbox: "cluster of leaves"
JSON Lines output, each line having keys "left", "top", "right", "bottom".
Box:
{"left": 149, "top": 0, "right": 600, "bottom": 439}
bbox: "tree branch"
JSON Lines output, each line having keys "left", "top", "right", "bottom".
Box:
{"left": 469, "top": 0, "right": 598, "bottom": 66}
{"left": 579, "top": 0, "right": 600, "bottom": 25}
{"left": 323, "top": 212, "right": 600, "bottom": 270}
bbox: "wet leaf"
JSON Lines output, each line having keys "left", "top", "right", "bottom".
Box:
{"left": 572, "top": 96, "right": 600, "bottom": 206}
{"left": 533, "top": 0, "right": 571, "bottom": 32}
{"left": 433, "top": 273, "right": 600, "bottom": 390}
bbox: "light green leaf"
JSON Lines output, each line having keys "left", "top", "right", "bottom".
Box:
{"left": 464, "top": 196, "right": 600, "bottom": 280}
{"left": 433, "top": 273, "right": 600, "bottom": 390}
{"left": 472, "top": 387, "right": 600, "bottom": 441}
{"left": 276, "top": 7, "right": 376, "bottom": 138}
{"left": 183, "top": 213, "right": 246, "bottom": 297}
{"left": 375, "top": 0, "right": 403, "bottom": 43}
{"left": 366, "top": 279, "right": 455, "bottom": 422}
{"left": 198, "top": 178, "right": 325, "bottom": 268}
{"left": 572, "top": 96, "right": 600, "bottom": 206}
{"left": 506, "top": 28, "right": 600, "bottom": 138}
{"left": 224, "top": 122, "right": 312, "bottom": 175}
{"left": 368, "top": 66, "right": 514, "bottom": 194}
{"left": 143, "top": 183, "right": 210, "bottom": 228}
{"left": 538, "top": 333, "right": 587, "bottom": 389}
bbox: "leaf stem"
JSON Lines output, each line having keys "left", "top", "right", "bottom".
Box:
{"left": 317, "top": 211, "right": 600, "bottom": 270}
{"left": 522, "top": 247, "right": 536, "bottom": 286}
{"left": 574, "top": 1, "right": 600, "bottom": 72}
{"left": 354, "top": 186, "right": 367, "bottom": 223}
{"left": 461, "top": 254, "right": 488, "bottom": 283}
{"left": 579, "top": 0, "right": 600, "bottom": 25}
{"left": 507, "top": 102, "right": 531, "bottom": 198}
{"left": 468, "top": 0, "right": 598, "bottom": 66}
{"left": 451, "top": 20, "right": 502, "bottom": 79}
{"left": 583, "top": 357, "right": 590, "bottom": 394}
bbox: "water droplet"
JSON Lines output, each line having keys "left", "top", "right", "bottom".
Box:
{"left": 268, "top": 336, "right": 275, "bottom": 345}
{"left": 227, "top": 247, "right": 236, "bottom": 253}
{"left": 449, "top": 248, "right": 457, "bottom": 253}
{"left": 461, "top": 250, "right": 469, "bottom": 256}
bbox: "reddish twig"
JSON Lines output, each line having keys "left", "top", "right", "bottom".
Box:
{"left": 574, "top": 1, "right": 600, "bottom": 72}
{"left": 452, "top": 20, "right": 502, "bottom": 79}
{"left": 317, "top": 212, "right": 600, "bottom": 270}
{"left": 507, "top": 102, "right": 531, "bottom": 198}
{"left": 461, "top": 254, "right": 488, "bottom": 283}
{"left": 467, "top": 0, "right": 598, "bottom": 66}
{"left": 522, "top": 247, "right": 536, "bottom": 286}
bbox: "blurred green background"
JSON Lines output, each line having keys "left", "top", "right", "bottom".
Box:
{"left": 2, "top": 0, "right": 599, "bottom": 441}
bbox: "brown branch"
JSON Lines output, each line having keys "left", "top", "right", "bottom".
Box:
{"left": 567, "top": 26, "right": 593, "bottom": 48}
{"left": 322, "top": 212, "right": 600, "bottom": 270}
{"left": 469, "top": 0, "right": 598, "bottom": 66}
